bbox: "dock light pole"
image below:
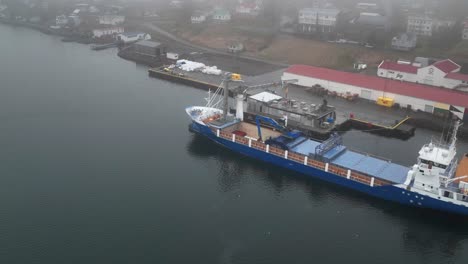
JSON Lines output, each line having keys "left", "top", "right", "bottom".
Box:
{"left": 281, "top": 79, "right": 298, "bottom": 99}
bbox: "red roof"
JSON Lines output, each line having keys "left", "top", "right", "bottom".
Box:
{"left": 378, "top": 61, "right": 418, "bottom": 74}
{"left": 285, "top": 65, "right": 468, "bottom": 108}
{"left": 446, "top": 72, "right": 468, "bottom": 82}
{"left": 432, "top": 59, "right": 460, "bottom": 73}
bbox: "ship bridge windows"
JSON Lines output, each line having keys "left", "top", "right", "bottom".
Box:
{"left": 419, "top": 159, "right": 447, "bottom": 169}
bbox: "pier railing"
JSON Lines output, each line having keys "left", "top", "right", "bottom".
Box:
{"left": 214, "top": 128, "right": 393, "bottom": 187}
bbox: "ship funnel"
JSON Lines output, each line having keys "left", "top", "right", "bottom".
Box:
{"left": 236, "top": 94, "right": 244, "bottom": 121}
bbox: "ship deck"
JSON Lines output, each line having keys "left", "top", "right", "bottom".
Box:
{"left": 290, "top": 138, "right": 409, "bottom": 184}
{"left": 213, "top": 121, "right": 282, "bottom": 140}
{"left": 216, "top": 120, "right": 410, "bottom": 184}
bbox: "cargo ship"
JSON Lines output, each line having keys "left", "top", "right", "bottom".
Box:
{"left": 186, "top": 74, "right": 468, "bottom": 215}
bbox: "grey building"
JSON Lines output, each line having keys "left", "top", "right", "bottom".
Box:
{"left": 134, "top": 40, "right": 165, "bottom": 57}
{"left": 355, "top": 12, "right": 388, "bottom": 31}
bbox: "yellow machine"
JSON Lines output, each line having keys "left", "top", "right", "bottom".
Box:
{"left": 230, "top": 73, "right": 242, "bottom": 81}
{"left": 376, "top": 97, "right": 394, "bottom": 107}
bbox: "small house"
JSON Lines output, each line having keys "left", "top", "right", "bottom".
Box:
{"left": 212, "top": 9, "right": 231, "bottom": 22}
{"left": 228, "top": 42, "right": 244, "bottom": 53}
{"left": 117, "top": 32, "right": 151, "bottom": 44}
{"left": 191, "top": 11, "right": 207, "bottom": 24}
{"left": 56, "top": 15, "right": 69, "bottom": 27}
{"left": 235, "top": 0, "right": 261, "bottom": 16}
{"left": 92, "top": 27, "right": 124, "bottom": 39}
{"left": 391, "top": 33, "right": 417, "bottom": 51}
{"left": 463, "top": 18, "right": 468, "bottom": 40}
{"left": 99, "top": 15, "right": 125, "bottom": 26}
{"left": 167, "top": 52, "right": 179, "bottom": 60}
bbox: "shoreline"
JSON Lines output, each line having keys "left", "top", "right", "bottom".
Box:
{"left": 3, "top": 19, "right": 466, "bottom": 139}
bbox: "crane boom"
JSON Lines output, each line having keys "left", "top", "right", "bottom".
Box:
{"left": 255, "top": 115, "right": 285, "bottom": 141}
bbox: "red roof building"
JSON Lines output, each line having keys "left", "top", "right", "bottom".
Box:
{"left": 377, "top": 59, "right": 467, "bottom": 89}
{"left": 446, "top": 73, "right": 468, "bottom": 82}
{"left": 284, "top": 64, "right": 468, "bottom": 109}
{"left": 432, "top": 59, "right": 460, "bottom": 74}
{"left": 378, "top": 61, "right": 418, "bottom": 74}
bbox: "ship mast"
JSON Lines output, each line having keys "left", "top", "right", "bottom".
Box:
{"left": 222, "top": 73, "right": 230, "bottom": 121}
{"left": 449, "top": 120, "right": 461, "bottom": 151}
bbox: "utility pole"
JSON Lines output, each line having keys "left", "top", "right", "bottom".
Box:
{"left": 222, "top": 73, "right": 231, "bottom": 121}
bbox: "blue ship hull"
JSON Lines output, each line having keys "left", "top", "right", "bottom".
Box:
{"left": 190, "top": 121, "right": 468, "bottom": 216}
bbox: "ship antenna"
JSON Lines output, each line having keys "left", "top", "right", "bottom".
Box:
{"left": 449, "top": 120, "right": 462, "bottom": 151}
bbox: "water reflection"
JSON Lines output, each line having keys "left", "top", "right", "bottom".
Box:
{"left": 400, "top": 213, "right": 468, "bottom": 263}
{"left": 187, "top": 134, "right": 385, "bottom": 204}
{"left": 187, "top": 134, "right": 468, "bottom": 223}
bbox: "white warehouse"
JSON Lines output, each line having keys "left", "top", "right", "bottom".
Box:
{"left": 282, "top": 65, "right": 468, "bottom": 122}
{"left": 378, "top": 59, "right": 468, "bottom": 89}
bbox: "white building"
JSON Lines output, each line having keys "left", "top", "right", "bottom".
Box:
{"left": 117, "top": 32, "right": 151, "bottom": 44}
{"left": 298, "top": 8, "right": 340, "bottom": 33}
{"left": 378, "top": 59, "right": 468, "bottom": 89}
{"left": 407, "top": 14, "right": 456, "bottom": 37}
{"left": 92, "top": 27, "right": 124, "bottom": 39}
{"left": 356, "top": 2, "right": 379, "bottom": 11}
{"left": 55, "top": 15, "right": 69, "bottom": 27}
{"left": 212, "top": 9, "right": 231, "bottom": 22}
{"left": 98, "top": 15, "right": 125, "bottom": 26}
{"left": 191, "top": 12, "right": 207, "bottom": 24}
{"left": 282, "top": 64, "right": 468, "bottom": 121}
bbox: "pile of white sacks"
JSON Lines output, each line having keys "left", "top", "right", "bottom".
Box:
{"left": 175, "top": 60, "right": 222, "bottom": 76}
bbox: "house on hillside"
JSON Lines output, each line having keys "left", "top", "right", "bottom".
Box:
{"left": 191, "top": 11, "right": 208, "bottom": 24}
{"left": 391, "top": 33, "right": 417, "bottom": 51}
{"left": 92, "top": 26, "right": 124, "bottom": 39}
{"left": 212, "top": 9, "right": 231, "bottom": 22}
{"left": 117, "top": 32, "right": 151, "bottom": 44}
{"left": 235, "top": 0, "right": 262, "bottom": 16}
{"left": 227, "top": 42, "right": 244, "bottom": 53}
{"left": 341, "top": 12, "right": 388, "bottom": 44}
{"left": 378, "top": 59, "right": 468, "bottom": 90}
{"left": 298, "top": 7, "right": 340, "bottom": 33}
{"left": 99, "top": 15, "right": 125, "bottom": 26}
{"left": 407, "top": 14, "right": 456, "bottom": 37}
{"left": 356, "top": 2, "right": 379, "bottom": 12}
{"left": 463, "top": 18, "right": 468, "bottom": 40}
{"left": 55, "top": 15, "right": 69, "bottom": 27}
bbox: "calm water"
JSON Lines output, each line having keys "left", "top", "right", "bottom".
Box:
{"left": 1, "top": 24, "right": 468, "bottom": 264}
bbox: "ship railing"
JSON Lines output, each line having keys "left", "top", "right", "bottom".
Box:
{"left": 202, "top": 114, "right": 222, "bottom": 124}
{"left": 214, "top": 128, "right": 395, "bottom": 187}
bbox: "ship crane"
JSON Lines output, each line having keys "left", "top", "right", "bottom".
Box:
{"left": 231, "top": 79, "right": 299, "bottom": 121}
{"left": 444, "top": 175, "right": 468, "bottom": 187}
{"left": 217, "top": 74, "right": 299, "bottom": 122}
{"left": 255, "top": 115, "right": 286, "bottom": 141}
